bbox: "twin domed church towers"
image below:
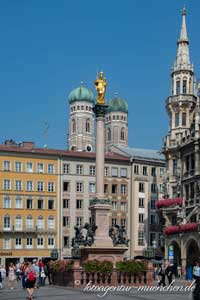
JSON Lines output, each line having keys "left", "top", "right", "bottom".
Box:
{"left": 67, "top": 82, "right": 128, "bottom": 152}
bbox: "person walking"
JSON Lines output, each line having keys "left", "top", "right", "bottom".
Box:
{"left": 8, "top": 263, "right": 16, "bottom": 290}
{"left": 25, "top": 262, "right": 37, "bottom": 300}
{"left": 193, "top": 261, "right": 200, "bottom": 281}
{"left": 158, "top": 263, "right": 166, "bottom": 286}
{"left": 165, "top": 262, "right": 174, "bottom": 285}
{"left": 0, "top": 265, "right": 6, "bottom": 289}
{"left": 16, "top": 261, "right": 21, "bottom": 282}
{"left": 21, "top": 262, "right": 28, "bottom": 289}
{"left": 32, "top": 259, "right": 39, "bottom": 288}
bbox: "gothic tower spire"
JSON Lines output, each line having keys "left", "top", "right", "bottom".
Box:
{"left": 173, "top": 7, "right": 193, "bottom": 74}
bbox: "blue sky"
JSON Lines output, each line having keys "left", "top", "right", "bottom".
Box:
{"left": 0, "top": 0, "right": 199, "bottom": 150}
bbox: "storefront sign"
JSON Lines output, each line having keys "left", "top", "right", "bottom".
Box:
{"left": 0, "top": 252, "right": 12, "bottom": 256}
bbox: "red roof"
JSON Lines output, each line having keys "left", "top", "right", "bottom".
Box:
{"left": 0, "top": 145, "right": 130, "bottom": 162}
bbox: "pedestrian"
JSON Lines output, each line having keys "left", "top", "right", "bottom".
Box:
{"left": 38, "top": 259, "right": 44, "bottom": 286}
{"left": 40, "top": 266, "right": 46, "bottom": 286}
{"left": 0, "top": 265, "right": 6, "bottom": 289}
{"left": 21, "top": 262, "right": 29, "bottom": 289}
{"left": 25, "top": 262, "right": 37, "bottom": 300}
{"left": 177, "top": 265, "right": 182, "bottom": 278}
{"left": 32, "top": 259, "right": 39, "bottom": 288}
{"left": 165, "top": 262, "right": 174, "bottom": 285}
{"left": 158, "top": 263, "right": 166, "bottom": 286}
{"left": 8, "top": 263, "right": 16, "bottom": 290}
{"left": 16, "top": 261, "right": 21, "bottom": 281}
{"left": 193, "top": 261, "right": 200, "bottom": 281}
{"left": 44, "top": 261, "right": 52, "bottom": 285}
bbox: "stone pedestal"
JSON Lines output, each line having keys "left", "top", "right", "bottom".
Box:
{"left": 80, "top": 246, "right": 128, "bottom": 267}
{"left": 90, "top": 200, "right": 113, "bottom": 247}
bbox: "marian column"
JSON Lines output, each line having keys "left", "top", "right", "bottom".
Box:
{"left": 89, "top": 71, "right": 113, "bottom": 247}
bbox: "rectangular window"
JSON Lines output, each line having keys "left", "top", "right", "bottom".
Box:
{"left": 160, "top": 168, "right": 164, "bottom": 176}
{"left": 3, "top": 196, "right": 11, "bottom": 208}
{"left": 120, "top": 168, "right": 127, "bottom": 177}
{"left": 63, "top": 164, "right": 69, "bottom": 174}
{"left": 121, "top": 219, "right": 126, "bottom": 226}
{"left": 63, "top": 216, "right": 70, "bottom": 227}
{"left": 15, "top": 162, "right": 22, "bottom": 172}
{"left": 104, "top": 184, "right": 108, "bottom": 193}
{"left": 121, "top": 202, "right": 126, "bottom": 212}
{"left": 139, "top": 213, "right": 144, "bottom": 223}
{"left": 176, "top": 80, "right": 180, "bottom": 94}
{"left": 150, "top": 215, "right": 157, "bottom": 225}
{"left": 139, "top": 182, "right": 145, "bottom": 193}
{"left": 150, "top": 199, "right": 156, "bottom": 209}
{"left": 175, "top": 113, "right": 179, "bottom": 127}
{"left": 3, "top": 179, "right": 11, "bottom": 190}
{"left": 26, "top": 217, "right": 33, "bottom": 230}
{"left": 143, "top": 166, "right": 148, "bottom": 176}
{"left": 4, "top": 216, "right": 11, "bottom": 229}
{"left": 48, "top": 237, "right": 54, "bottom": 248}
{"left": 160, "top": 184, "right": 164, "bottom": 193}
{"left": 89, "top": 166, "right": 96, "bottom": 176}
{"left": 27, "top": 199, "right": 33, "bottom": 209}
{"left": 26, "top": 181, "right": 33, "bottom": 191}
{"left": 112, "top": 201, "right": 117, "bottom": 210}
{"left": 111, "top": 167, "right": 118, "bottom": 177}
{"left": 112, "top": 184, "right": 117, "bottom": 194}
{"left": 183, "top": 80, "right": 187, "bottom": 94}
{"left": 37, "top": 199, "right": 44, "bottom": 209}
{"left": 15, "top": 237, "right": 22, "bottom": 249}
{"left": 121, "top": 184, "right": 127, "bottom": 194}
{"left": 112, "top": 218, "right": 117, "bottom": 226}
{"left": 48, "top": 217, "right": 55, "bottom": 229}
{"left": 15, "top": 217, "right": 22, "bottom": 230}
{"left": 3, "top": 238, "right": 11, "bottom": 249}
{"left": 150, "top": 233, "right": 156, "bottom": 246}
{"left": 139, "top": 198, "right": 144, "bottom": 208}
{"left": 104, "top": 167, "right": 109, "bottom": 176}
{"left": 151, "top": 167, "right": 156, "bottom": 177}
{"left": 76, "top": 217, "right": 83, "bottom": 227}
{"left": 37, "top": 181, "right": 44, "bottom": 192}
{"left": 134, "top": 165, "right": 139, "bottom": 174}
{"left": 26, "top": 238, "right": 33, "bottom": 248}
{"left": 138, "top": 231, "right": 144, "bottom": 246}
{"left": 48, "top": 164, "right": 54, "bottom": 174}
{"left": 37, "top": 218, "right": 44, "bottom": 229}
{"left": 48, "top": 199, "right": 54, "bottom": 210}
{"left": 151, "top": 183, "right": 157, "bottom": 193}
{"left": 63, "top": 236, "right": 70, "bottom": 248}
{"left": 15, "top": 180, "right": 22, "bottom": 191}
{"left": 182, "top": 112, "right": 186, "bottom": 126}
{"left": 63, "top": 199, "right": 70, "bottom": 209}
{"left": 37, "top": 163, "right": 44, "bottom": 173}
{"left": 63, "top": 181, "right": 70, "bottom": 192}
{"left": 173, "top": 159, "right": 177, "bottom": 175}
{"left": 76, "top": 165, "right": 83, "bottom": 175}
{"left": 15, "top": 197, "right": 22, "bottom": 209}
{"left": 76, "top": 182, "right": 83, "bottom": 192}
{"left": 26, "top": 162, "right": 33, "bottom": 173}
{"left": 76, "top": 199, "right": 83, "bottom": 209}
{"left": 3, "top": 161, "right": 10, "bottom": 171}
{"left": 89, "top": 183, "right": 96, "bottom": 193}
{"left": 48, "top": 182, "right": 55, "bottom": 192}
{"left": 37, "top": 237, "right": 44, "bottom": 248}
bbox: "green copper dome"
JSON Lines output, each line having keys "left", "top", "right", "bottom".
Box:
{"left": 107, "top": 97, "right": 128, "bottom": 113}
{"left": 69, "top": 84, "right": 95, "bottom": 104}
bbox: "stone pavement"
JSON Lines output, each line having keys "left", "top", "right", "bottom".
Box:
{"left": 0, "top": 279, "right": 195, "bottom": 300}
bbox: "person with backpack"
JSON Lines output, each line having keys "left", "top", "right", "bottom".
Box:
{"left": 25, "top": 262, "right": 37, "bottom": 300}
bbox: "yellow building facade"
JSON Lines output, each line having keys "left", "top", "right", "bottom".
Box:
{"left": 0, "top": 141, "right": 60, "bottom": 267}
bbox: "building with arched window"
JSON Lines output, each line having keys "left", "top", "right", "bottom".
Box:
{"left": 157, "top": 8, "right": 200, "bottom": 267}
